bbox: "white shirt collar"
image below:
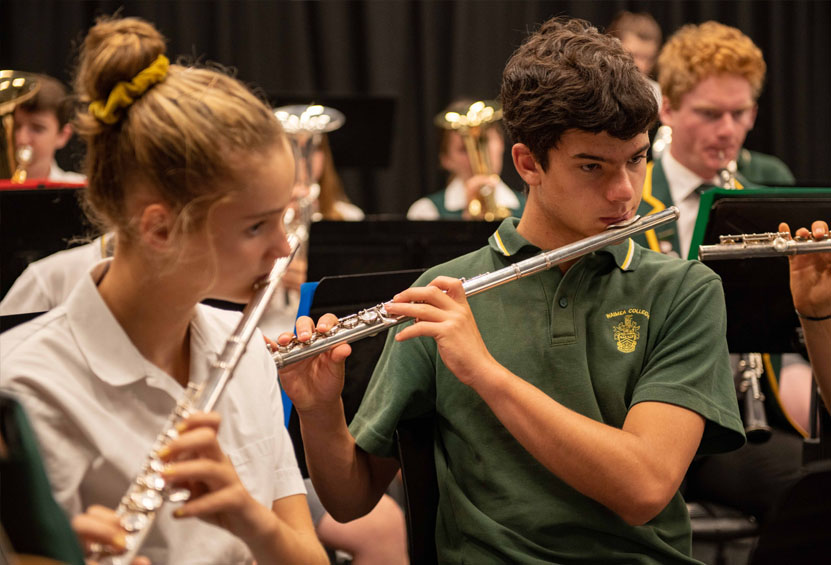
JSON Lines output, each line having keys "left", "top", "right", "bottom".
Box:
{"left": 444, "top": 177, "right": 520, "bottom": 211}
{"left": 49, "top": 160, "right": 86, "bottom": 183}
{"left": 65, "top": 259, "right": 222, "bottom": 391}
{"left": 662, "top": 149, "right": 715, "bottom": 204}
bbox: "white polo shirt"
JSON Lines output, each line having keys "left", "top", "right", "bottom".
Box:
{"left": 0, "top": 260, "right": 305, "bottom": 564}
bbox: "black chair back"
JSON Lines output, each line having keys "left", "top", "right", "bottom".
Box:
{"left": 395, "top": 416, "right": 439, "bottom": 565}
{"left": 749, "top": 460, "right": 831, "bottom": 564}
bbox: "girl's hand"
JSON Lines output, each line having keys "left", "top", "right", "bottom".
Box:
{"left": 159, "top": 412, "right": 273, "bottom": 545}
{"left": 72, "top": 505, "right": 150, "bottom": 565}
{"left": 274, "top": 314, "right": 352, "bottom": 414}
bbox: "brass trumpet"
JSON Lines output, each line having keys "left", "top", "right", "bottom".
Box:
{"left": 0, "top": 70, "right": 40, "bottom": 180}
{"left": 435, "top": 100, "right": 510, "bottom": 221}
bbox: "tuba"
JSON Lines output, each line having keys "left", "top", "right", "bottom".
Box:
{"left": 0, "top": 70, "right": 40, "bottom": 181}
{"left": 435, "top": 100, "right": 510, "bottom": 221}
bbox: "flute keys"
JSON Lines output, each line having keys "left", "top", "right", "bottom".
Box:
{"left": 121, "top": 511, "right": 150, "bottom": 533}
{"left": 773, "top": 236, "right": 789, "bottom": 253}
{"left": 131, "top": 488, "right": 164, "bottom": 511}
{"left": 149, "top": 458, "right": 165, "bottom": 474}
{"left": 139, "top": 472, "right": 166, "bottom": 491}
{"left": 358, "top": 309, "right": 379, "bottom": 324}
{"left": 166, "top": 487, "right": 192, "bottom": 502}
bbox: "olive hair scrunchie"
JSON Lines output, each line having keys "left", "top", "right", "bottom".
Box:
{"left": 89, "top": 54, "right": 169, "bottom": 125}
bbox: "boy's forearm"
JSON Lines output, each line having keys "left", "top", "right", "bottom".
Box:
{"left": 802, "top": 318, "right": 831, "bottom": 412}
{"left": 297, "top": 399, "right": 386, "bottom": 521}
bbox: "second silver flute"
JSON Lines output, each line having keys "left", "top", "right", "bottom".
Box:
{"left": 698, "top": 231, "right": 831, "bottom": 261}
{"left": 272, "top": 206, "right": 680, "bottom": 368}
{"left": 101, "top": 233, "right": 300, "bottom": 565}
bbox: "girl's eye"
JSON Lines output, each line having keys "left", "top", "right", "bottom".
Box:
{"left": 247, "top": 221, "right": 266, "bottom": 236}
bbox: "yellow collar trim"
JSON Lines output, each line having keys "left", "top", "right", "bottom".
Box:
{"left": 494, "top": 230, "right": 510, "bottom": 256}
{"left": 620, "top": 238, "right": 635, "bottom": 270}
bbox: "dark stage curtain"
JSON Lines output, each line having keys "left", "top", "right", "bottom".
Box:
{"left": 3, "top": 0, "right": 829, "bottom": 216}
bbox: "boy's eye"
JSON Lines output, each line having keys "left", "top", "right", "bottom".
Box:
{"left": 629, "top": 155, "right": 645, "bottom": 165}
{"left": 697, "top": 109, "right": 721, "bottom": 121}
{"left": 732, "top": 110, "right": 749, "bottom": 121}
{"left": 581, "top": 163, "right": 600, "bottom": 172}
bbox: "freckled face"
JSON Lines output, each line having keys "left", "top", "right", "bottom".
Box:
{"left": 661, "top": 74, "right": 757, "bottom": 179}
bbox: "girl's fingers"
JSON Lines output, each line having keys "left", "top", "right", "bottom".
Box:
{"left": 315, "top": 313, "right": 340, "bottom": 333}
{"left": 72, "top": 513, "right": 126, "bottom": 553}
{"left": 170, "top": 485, "right": 248, "bottom": 519}
{"left": 162, "top": 458, "right": 235, "bottom": 492}
{"left": 175, "top": 411, "right": 221, "bottom": 434}
{"left": 160, "top": 426, "right": 224, "bottom": 463}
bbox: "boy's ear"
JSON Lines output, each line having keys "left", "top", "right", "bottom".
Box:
{"left": 511, "top": 143, "right": 542, "bottom": 187}
{"left": 55, "top": 123, "right": 73, "bottom": 150}
{"left": 658, "top": 97, "right": 674, "bottom": 128}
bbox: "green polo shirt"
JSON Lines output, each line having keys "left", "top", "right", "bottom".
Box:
{"left": 350, "top": 218, "right": 744, "bottom": 564}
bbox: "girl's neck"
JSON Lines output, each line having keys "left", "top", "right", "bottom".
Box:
{"left": 97, "top": 253, "right": 197, "bottom": 387}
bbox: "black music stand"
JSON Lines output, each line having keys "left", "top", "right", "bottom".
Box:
{"left": 306, "top": 219, "right": 496, "bottom": 280}
{"left": 0, "top": 184, "right": 91, "bottom": 299}
{"left": 691, "top": 188, "right": 831, "bottom": 354}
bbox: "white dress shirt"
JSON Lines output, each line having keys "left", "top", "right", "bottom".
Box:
{"left": 662, "top": 150, "right": 722, "bottom": 258}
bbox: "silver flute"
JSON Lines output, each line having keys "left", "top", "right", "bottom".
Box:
{"left": 99, "top": 233, "right": 300, "bottom": 565}
{"left": 698, "top": 231, "right": 831, "bottom": 261}
{"left": 272, "top": 206, "right": 680, "bottom": 368}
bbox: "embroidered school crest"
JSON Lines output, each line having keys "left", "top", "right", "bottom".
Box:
{"left": 613, "top": 315, "right": 640, "bottom": 353}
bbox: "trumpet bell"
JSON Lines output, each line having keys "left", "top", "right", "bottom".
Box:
{"left": 434, "top": 99, "right": 502, "bottom": 130}
{"left": 273, "top": 104, "right": 345, "bottom": 135}
{"left": 1, "top": 70, "right": 41, "bottom": 179}
{"left": 434, "top": 100, "right": 509, "bottom": 221}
